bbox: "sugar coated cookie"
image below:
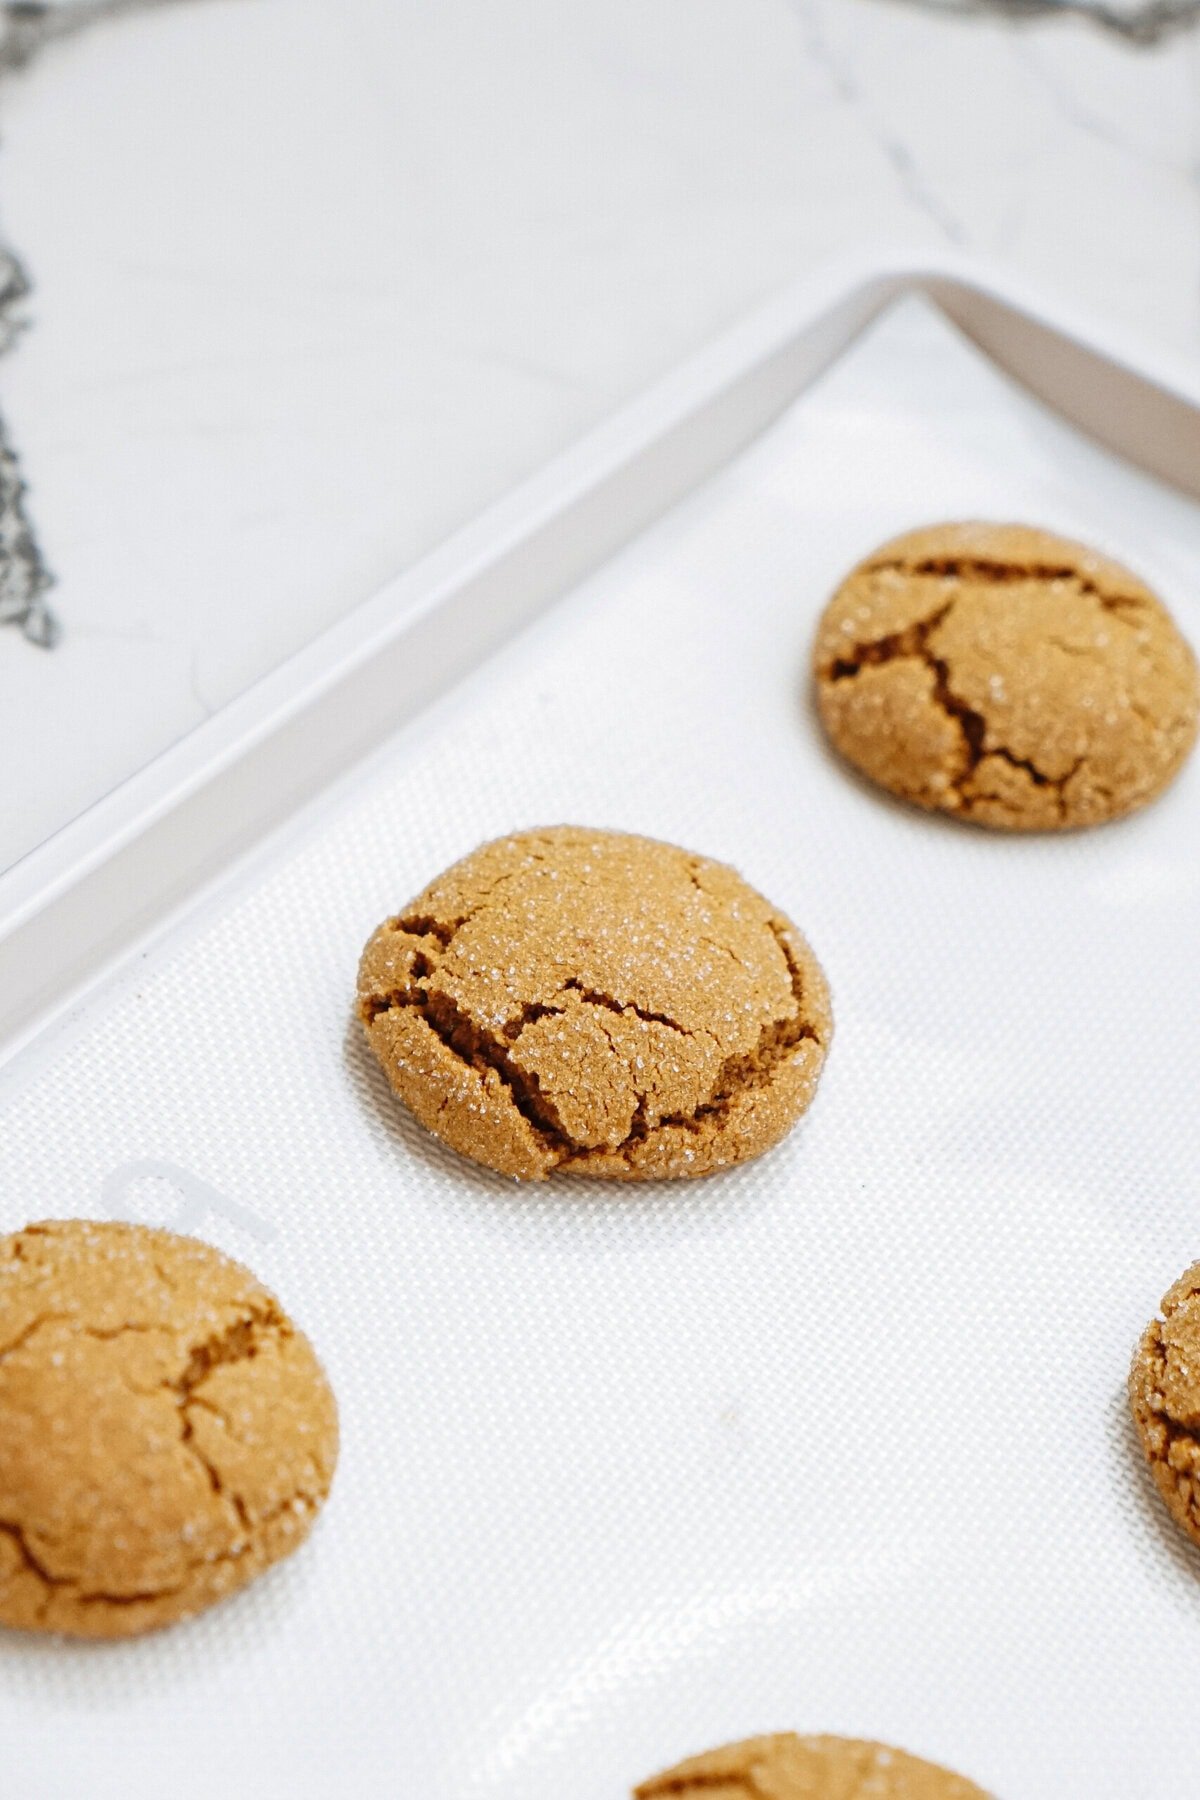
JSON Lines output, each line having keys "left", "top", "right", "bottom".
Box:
{"left": 813, "top": 522, "right": 1198, "bottom": 829}
{"left": 358, "top": 826, "right": 831, "bottom": 1180}
{"left": 1131, "top": 1260, "right": 1200, "bottom": 1552}
{"left": 635, "top": 1732, "right": 989, "bottom": 1799}
{"left": 0, "top": 1220, "right": 338, "bottom": 1638}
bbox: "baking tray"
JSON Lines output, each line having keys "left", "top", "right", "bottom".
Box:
{"left": 1, "top": 257, "right": 1199, "bottom": 1800}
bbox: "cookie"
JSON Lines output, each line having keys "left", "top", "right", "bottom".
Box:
{"left": 0, "top": 1220, "right": 338, "bottom": 1639}
{"left": 813, "top": 522, "right": 1198, "bottom": 829}
{"left": 357, "top": 826, "right": 831, "bottom": 1181}
{"left": 1130, "top": 1260, "right": 1200, "bottom": 1550}
{"left": 635, "top": 1732, "right": 989, "bottom": 1799}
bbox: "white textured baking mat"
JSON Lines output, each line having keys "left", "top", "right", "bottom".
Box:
{"left": 2, "top": 295, "right": 1200, "bottom": 1800}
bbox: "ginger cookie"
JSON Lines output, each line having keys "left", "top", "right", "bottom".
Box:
{"left": 0, "top": 1220, "right": 338, "bottom": 1639}
{"left": 357, "top": 826, "right": 831, "bottom": 1181}
{"left": 635, "top": 1732, "right": 989, "bottom": 1799}
{"left": 1130, "top": 1260, "right": 1200, "bottom": 1551}
{"left": 813, "top": 522, "right": 1198, "bottom": 829}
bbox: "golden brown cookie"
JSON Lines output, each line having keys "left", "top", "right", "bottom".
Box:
{"left": 0, "top": 1220, "right": 338, "bottom": 1639}
{"left": 635, "top": 1732, "right": 989, "bottom": 1799}
{"left": 1130, "top": 1260, "right": 1200, "bottom": 1550}
{"left": 813, "top": 522, "right": 1198, "bottom": 829}
{"left": 358, "top": 827, "right": 831, "bottom": 1181}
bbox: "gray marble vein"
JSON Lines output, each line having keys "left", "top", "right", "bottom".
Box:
{"left": 893, "top": 0, "right": 1200, "bottom": 47}
{"left": 790, "top": 0, "right": 968, "bottom": 243}
{"left": 0, "top": 0, "right": 184, "bottom": 646}
{"left": 0, "top": 0, "right": 175, "bottom": 75}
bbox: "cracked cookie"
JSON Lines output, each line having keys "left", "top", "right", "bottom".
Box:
{"left": 357, "top": 826, "right": 831, "bottom": 1181}
{"left": 635, "top": 1732, "right": 989, "bottom": 1798}
{"left": 1130, "top": 1260, "right": 1200, "bottom": 1552}
{"left": 0, "top": 1220, "right": 338, "bottom": 1639}
{"left": 813, "top": 522, "right": 1198, "bottom": 829}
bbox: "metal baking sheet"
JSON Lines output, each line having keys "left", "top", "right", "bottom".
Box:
{"left": 1, "top": 286, "right": 1199, "bottom": 1800}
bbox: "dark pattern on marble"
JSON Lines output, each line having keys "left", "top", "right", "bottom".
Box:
{"left": 898, "top": 0, "right": 1200, "bottom": 45}
{"left": 0, "top": 1, "right": 183, "bottom": 646}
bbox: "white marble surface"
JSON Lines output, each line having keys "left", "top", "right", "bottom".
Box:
{"left": 0, "top": 0, "right": 1197, "bottom": 873}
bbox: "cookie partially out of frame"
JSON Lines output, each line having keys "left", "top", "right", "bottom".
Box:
{"left": 635, "top": 1732, "right": 990, "bottom": 1799}
{"left": 0, "top": 1220, "right": 338, "bottom": 1639}
{"left": 813, "top": 522, "right": 1198, "bottom": 829}
{"left": 358, "top": 827, "right": 831, "bottom": 1181}
{"left": 1130, "top": 1260, "right": 1200, "bottom": 1552}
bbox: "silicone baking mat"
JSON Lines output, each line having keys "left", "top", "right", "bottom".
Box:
{"left": 2, "top": 295, "right": 1199, "bottom": 1800}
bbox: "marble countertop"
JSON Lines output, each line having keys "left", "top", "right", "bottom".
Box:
{"left": 0, "top": 0, "right": 1197, "bottom": 874}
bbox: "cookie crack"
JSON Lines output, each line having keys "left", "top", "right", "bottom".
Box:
{"left": 825, "top": 599, "right": 986, "bottom": 790}
{"left": 832, "top": 625, "right": 977, "bottom": 767}
{"left": 711, "top": 923, "right": 823, "bottom": 1095}
{"left": 641, "top": 1774, "right": 760, "bottom": 1797}
{"left": 389, "top": 912, "right": 456, "bottom": 948}
{"left": 84, "top": 1322, "right": 173, "bottom": 1342}
{"left": 500, "top": 1000, "right": 567, "bottom": 1041}
{"left": 979, "top": 747, "right": 1086, "bottom": 813}
{"left": 184, "top": 1390, "right": 235, "bottom": 1431}
{"left": 700, "top": 935, "right": 754, "bottom": 976}
{"left": 176, "top": 1420, "right": 251, "bottom": 1532}
{"left": 955, "top": 732, "right": 1087, "bottom": 821}
{"left": 1142, "top": 1338, "right": 1200, "bottom": 1443}
{"left": 871, "top": 554, "right": 1150, "bottom": 616}
{"left": 0, "top": 1518, "right": 68, "bottom": 1591}
{"left": 1137, "top": 1342, "right": 1200, "bottom": 1534}
{"left": 0, "top": 1519, "right": 190, "bottom": 1615}
{"left": 168, "top": 1306, "right": 289, "bottom": 1530}
{"left": 1046, "top": 635, "right": 1104, "bottom": 661}
{"left": 1156, "top": 1409, "right": 1200, "bottom": 1460}
{"left": 0, "top": 1312, "right": 71, "bottom": 1363}
{"left": 372, "top": 976, "right": 693, "bottom": 1043}
{"left": 73, "top": 1582, "right": 187, "bottom": 1608}
{"left": 0, "top": 1516, "right": 297, "bottom": 1618}
{"left": 1128, "top": 696, "right": 1170, "bottom": 733}
{"left": 826, "top": 601, "right": 1089, "bottom": 814}
{"left": 386, "top": 850, "right": 560, "bottom": 954}
{"left": 419, "top": 990, "right": 581, "bottom": 1157}
{"left": 361, "top": 982, "right": 429, "bottom": 1022}
{"left": 602, "top": 920, "right": 821, "bottom": 1156}
{"left": 152, "top": 1258, "right": 179, "bottom": 1294}
{"left": 826, "top": 598, "right": 955, "bottom": 683}
{"left": 173, "top": 1306, "right": 288, "bottom": 1396}
{"left": 1, "top": 1315, "right": 174, "bottom": 1364}
{"left": 364, "top": 953, "right": 586, "bottom": 1156}
{"left": 562, "top": 979, "right": 691, "bottom": 1038}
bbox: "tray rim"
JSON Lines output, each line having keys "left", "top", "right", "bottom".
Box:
{"left": 3, "top": 248, "right": 1198, "bottom": 1067}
